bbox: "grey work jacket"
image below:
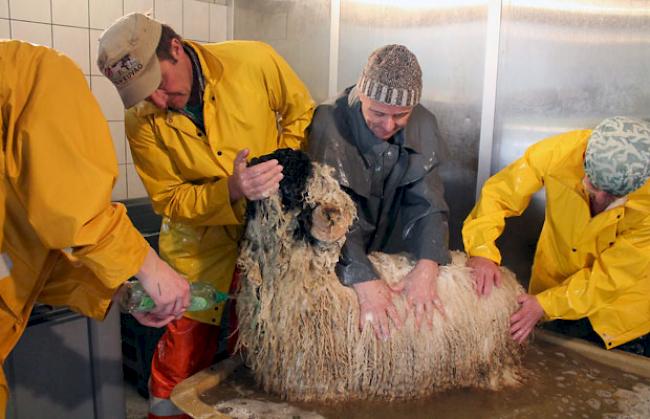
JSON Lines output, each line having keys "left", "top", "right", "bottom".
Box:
{"left": 307, "top": 87, "right": 450, "bottom": 286}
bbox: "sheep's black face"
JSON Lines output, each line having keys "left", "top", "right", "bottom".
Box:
{"left": 245, "top": 148, "right": 316, "bottom": 243}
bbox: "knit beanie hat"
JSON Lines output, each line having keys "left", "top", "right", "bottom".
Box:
{"left": 584, "top": 116, "right": 650, "bottom": 196}
{"left": 357, "top": 44, "right": 422, "bottom": 107}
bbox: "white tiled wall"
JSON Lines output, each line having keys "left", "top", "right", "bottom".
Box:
{"left": 124, "top": 0, "right": 154, "bottom": 16}
{"left": 53, "top": 25, "right": 90, "bottom": 74}
{"left": 1, "top": 0, "right": 230, "bottom": 200}
{"left": 11, "top": 20, "right": 51, "bottom": 46}
{"left": 183, "top": 0, "right": 209, "bottom": 41}
{"left": 0, "top": 0, "right": 8, "bottom": 19}
{"left": 155, "top": 0, "right": 182, "bottom": 30}
{"left": 89, "top": 0, "right": 124, "bottom": 30}
{"left": 0, "top": 19, "right": 8, "bottom": 37}
{"left": 10, "top": 0, "right": 51, "bottom": 23}
{"left": 52, "top": 0, "right": 88, "bottom": 27}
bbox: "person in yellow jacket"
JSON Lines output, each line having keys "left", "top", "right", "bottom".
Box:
{"left": 97, "top": 13, "right": 315, "bottom": 418}
{"left": 463, "top": 116, "right": 650, "bottom": 350}
{"left": 0, "top": 40, "right": 192, "bottom": 418}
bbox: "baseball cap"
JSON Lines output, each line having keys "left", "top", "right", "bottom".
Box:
{"left": 97, "top": 13, "right": 162, "bottom": 108}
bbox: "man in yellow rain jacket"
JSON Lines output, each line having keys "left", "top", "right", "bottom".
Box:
{"left": 0, "top": 41, "right": 191, "bottom": 418}
{"left": 97, "top": 13, "right": 315, "bottom": 418}
{"left": 463, "top": 116, "right": 650, "bottom": 350}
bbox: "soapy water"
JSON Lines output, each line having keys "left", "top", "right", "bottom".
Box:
{"left": 200, "top": 340, "right": 650, "bottom": 419}
{"left": 213, "top": 398, "right": 325, "bottom": 419}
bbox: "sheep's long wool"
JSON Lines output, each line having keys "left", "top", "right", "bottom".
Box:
{"left": 237, "top": 150, "right": 525, "bottom": 402}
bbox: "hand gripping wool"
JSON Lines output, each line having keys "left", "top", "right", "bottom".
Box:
{"left": 236, "top": 149, "right": 526, "bottom": 402}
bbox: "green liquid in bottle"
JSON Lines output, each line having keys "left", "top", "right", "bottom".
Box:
{"left": 120, "top": 281, "right": 229, "bottom": 313}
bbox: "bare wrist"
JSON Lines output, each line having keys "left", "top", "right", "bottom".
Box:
{"left": 415, "top": 259, "right": 437, "bottom": 269}
{"left": 227, "top": 176, "right": 243, "bottom": 203}
{"left": 135, "top": 246, "right": 156, "bottom": 281}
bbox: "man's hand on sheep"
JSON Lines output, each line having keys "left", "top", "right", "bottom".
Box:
{"left": 353, "top": 280, "right": 403, "bottom": 341}
{"left": 400, "top": 259, "right": 444, "bottom": 330}
{"left": 510, "top": 293, "right": 543, "bottom": 344}
{"left": 229, "top": 149, "right": 284, "bottom": 202}
{"left": 467, "top": 256, "right": 502, "bottom": 297}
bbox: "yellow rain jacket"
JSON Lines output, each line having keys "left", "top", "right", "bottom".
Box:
{"left": 463, "top": 130, "right": 650, "bottom": 349}
{"left": 125, "top": 40, "right": 314, "bottom": 325}
{"left": 0, "top": 41, "right": 149, "bottom": 413}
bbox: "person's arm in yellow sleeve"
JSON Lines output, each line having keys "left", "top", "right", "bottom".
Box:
{"left": 259, "top": 43, "right": 315, "bottom": 150}
{"left": 7, "top": 44, "right": 188, "bottom": 325}
{"left": 125, "top": 113, "right": 284, "bottom": 225}
{"left": 462, "top": 148, "right": 551, "bottom": 262}
{"left": 462, "top": 138, "right": 553, "bottom": 295}
{"left": 125, "top": 112, "right": 242, "bottom": 225}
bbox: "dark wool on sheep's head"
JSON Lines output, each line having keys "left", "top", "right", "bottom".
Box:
{"left": 248, "top": 148, "right": 313, "bottom": 214}
{"left": 245, "top": 148, "right": 341, "bottom": 244}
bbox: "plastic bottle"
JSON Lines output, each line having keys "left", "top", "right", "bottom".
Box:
{"left": 119, "top": 281, "right": 230, "bottom": 313}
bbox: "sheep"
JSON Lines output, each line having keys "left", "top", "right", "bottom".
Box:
{"left": 236, "top": 148, "right": 526, "bottom": 402}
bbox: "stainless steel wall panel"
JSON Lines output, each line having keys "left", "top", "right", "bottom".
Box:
{"left": 231, "top": 0, "right": 649, "bottom": 276}
{"left": 233, "top": 0, "right": 332, "bottom": 103}
{"left": 491, "top": 0, "right": 650, "bottom": 281}
{"left": 338, "top": 1, "right": 489, "bottom": 250}
{"left": 476, "top": 0, "right": 502, "bottom": 198}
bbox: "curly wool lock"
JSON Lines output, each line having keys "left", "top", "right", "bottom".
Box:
{"left": 237, "top": 148, "right": 526, "bottom": 402}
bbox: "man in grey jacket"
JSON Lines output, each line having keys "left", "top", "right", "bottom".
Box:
{"left": 308, "top": 44, "right": 450, "bottom": 340}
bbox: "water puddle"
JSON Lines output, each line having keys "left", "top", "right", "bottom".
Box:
{"left": 199, "top": 340, "right": 650, "bottom": 418}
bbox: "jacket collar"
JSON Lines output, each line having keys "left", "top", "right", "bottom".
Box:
{"left": 328, "top": 87, "right": 437, "bottom": 195}
{"left": 602, "top": 195, "right": 628, "bottom": 212}
{"left": 346, "top": 88, "right": 403, "bottom": 167}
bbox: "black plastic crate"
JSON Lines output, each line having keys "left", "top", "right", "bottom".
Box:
{"left": 120, "top": 313, "right": 166, "bottom": 398}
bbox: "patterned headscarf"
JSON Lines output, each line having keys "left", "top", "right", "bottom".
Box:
{"left": 584, "top": 116, "right": 650, "bottom": 196}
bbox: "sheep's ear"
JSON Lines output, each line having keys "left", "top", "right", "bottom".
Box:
{"left": 309, "top": 204, "right": 350, "bottom": 243}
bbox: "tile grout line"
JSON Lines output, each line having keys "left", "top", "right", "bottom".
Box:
{"left": 5, "top": 17, "right": 116, "bottom": 32}
{"left": 122, "top": 0, "right": 129, "bottom": 198}
{"left": 87, "top": 0, "right": 92, "bottom": 86}
{"left": 49, "top": 0, "right": 53, "bottom": 46}
{"left": 7, "top": 0, "right": 10, "bottom": 38}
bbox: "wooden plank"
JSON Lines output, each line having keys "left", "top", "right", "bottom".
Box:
{"left": 170, "top": 356, "right": 243, "bottom": 419}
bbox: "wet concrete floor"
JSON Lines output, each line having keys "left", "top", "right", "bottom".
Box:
{"left": 199, "top": 339, "right": 650, "bottom": 418}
